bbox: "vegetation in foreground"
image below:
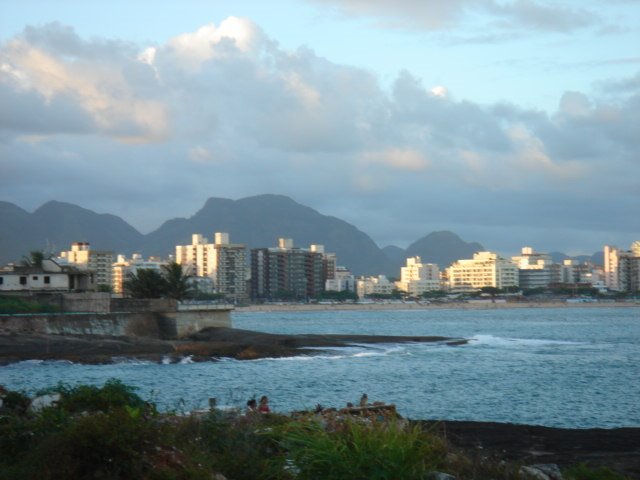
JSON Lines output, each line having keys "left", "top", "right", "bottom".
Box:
{"left": 0, "top": 380, "right": 631, "bottom": 480}
{"left": 0, "top": 296, "right": 62, "bottom": 314}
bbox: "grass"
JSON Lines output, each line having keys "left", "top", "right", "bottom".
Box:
{"left": 0, "top": 296, "right": 62, "bottom": 314}
{"left": 0, "top": 381, "right": 633, "bottom": 480}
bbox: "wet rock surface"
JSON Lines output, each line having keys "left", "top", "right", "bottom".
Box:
{"left": 421, "top": 420, "right": 640, "bottom": 478}
{"left": 0, "top": 327, "right": 466, "bottom": 365}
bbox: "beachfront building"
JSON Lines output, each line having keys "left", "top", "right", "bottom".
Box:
{"left": 325, "top": 266, "right": 356, "bottom": 293}
{"left": 112, "top": 254, "right": 167, "bottom": 296}
{"left": 312, "top": 244, "right": 337, "bottom": 283}
{"left": 250, "top": 238, "right": 327, "bottom": 301}
{"left": 57, "top": 242, "right": 114, "bottom": 290}
{"left": 356, "top": 275, "right": 394, "bottom": 298}
{"left": 395, "top": 257, "right": 441, "bottom": 296}
{"left": 511, "top": 247, "right": 552, "bottom": 289}
{"left": 0, "top": 259, "right": 94, "bottom": 292}
{"left": 176, "top": 233, "right": 248, "bottom": 302}
{"left": 604, "top": 243, "right": 640, "bottom": 292}
{"left": 446, "top": 251, "right": 519, "bottom": 293}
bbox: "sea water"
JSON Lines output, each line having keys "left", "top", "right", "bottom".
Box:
{"left": 1, "top": 307, "right": 639, "bottom": 428}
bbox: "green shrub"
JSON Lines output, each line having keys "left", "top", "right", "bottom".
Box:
{"left": 190, "top": 411, "right": 290, "bottom": 480}
{"left": 276, "top": 419, "right": 447, "bottom": 480}
{"left": 0, "top": 296, "right": 61, "bottom": 314}
{"left": 40, "top": 378, "right": 152, "bottom": 414}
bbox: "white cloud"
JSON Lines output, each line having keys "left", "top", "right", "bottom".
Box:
{"left": 0, "top": 33, "right": 168, "bottom": 142}
{"left": 363, "top": 148, "right": 430, "bottom": 172}
{"left": 0, "top": 19, "right": 637, "bottom": 253}
{"left": 188, "top": 146, "right": 218, "bottom": 164}
{"left": 307, "top": 0, "right": 599, "bottom": 32}
{"left": 162, "top": 17, "right": 265, "bottom": 72}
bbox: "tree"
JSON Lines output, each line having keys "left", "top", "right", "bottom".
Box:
{"left": 162, "top": 262, "right": 192, "bottom": 301}
{"left": 21, "top": 250, "right": 47, "bottom": 268}
{"left": 123, "top": 269, "right": 167, "bottom": 299}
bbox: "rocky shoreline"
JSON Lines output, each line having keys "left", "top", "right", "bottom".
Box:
{"left": 2, "top": 327, "right": 639, "bottom": 477}
{"left": 421, "top": 420, "right": 640, "bottom": 478}
{"left": 0, "top": 327, "right": 467, "bottom": 365}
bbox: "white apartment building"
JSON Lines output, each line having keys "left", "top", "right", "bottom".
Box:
{"left": 395, "top": 257, "right": 441, "bottom": 296}
{"left": 511, "top": 247, "right": 552, "bottom": 289}
{"left": 447, "top": 251, "right": 519, "bottom": 292}
{"left": 57, "top": 242, "right": 114, "bottom": 288}
{"left": 112, "top": 254, "right": 167, "bottom": 295}
{"left": 176, "top": 233, "right": 247, "bottom": 301}
{"left": 325, "top": 266, "right": 356, "bottom": 292}
{"left": 356, "top": 275, "right": 394, "bottom": 298}
{"left": 604, "top": 243, "right": 640, "bottom": 292}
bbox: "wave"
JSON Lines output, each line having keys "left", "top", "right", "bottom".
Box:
{"left": 110, "top": 357, "right": 156, "bottom": 365}
{"left": 469, "top": 334, "right": 583, "bottom": 347}
{"left": 248, "top": 344, "right": 407, "bottom": 363}
{"left": 8, "top": 359, "right": 75, "bottom": 367}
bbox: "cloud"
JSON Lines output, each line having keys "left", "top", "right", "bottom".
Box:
{"left": 488, "top": 0, "right": 598, "bottom": 32}
{"left": 0, "top": 24, "right": 168, "bottom": 142}
{"left": 309, "top": 0, "right": 481, "bottom": 30}
{"left": 0, "top": 19, "right": 638, "bottom": 254}
{"left": 307, "top": 0, "right": 599, "bottom": 33}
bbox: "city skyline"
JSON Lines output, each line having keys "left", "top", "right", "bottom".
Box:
{"left": 1, "top": 1, "right": 639, "bottom": 256}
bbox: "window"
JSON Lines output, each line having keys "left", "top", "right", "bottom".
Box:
{"left": 44, "top": 276, "right": 51, "bottom": 284}
{"left": 33, "top": 276, "right": 39, "bottom": 281}
{"left": 0, "top": 277, "right": 3, "bottom": 285}
{"left": 20, "top": 276, "right": 27, "bottom": 285}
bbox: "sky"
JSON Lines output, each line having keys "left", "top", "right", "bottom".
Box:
{"left": 1, "top": 0, "right": 639, "bottom": 257}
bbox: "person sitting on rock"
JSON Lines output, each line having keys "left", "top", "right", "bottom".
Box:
{"left": 258, "top": 395, "right": 271, "bottom": 414}
{"left": 246, "top": 398, "right": 257, "bottom": 413}
{"left": 359, "top": 393, "right": 368, "bottom": 407}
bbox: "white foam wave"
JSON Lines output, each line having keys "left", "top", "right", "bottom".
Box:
{"left": 11, "top": 359, "right": 74, "bottom": 366}
{"left": 250, "top": 345, "right": 406, "bottom": 362}
{"left": 179, "top": 355, "right": 194, "bottom": 364}
{"left": 110, "top": 357, "right": 155, "bottom": 365}
{"left": 469, "top": 334, "right": 582, "bottom": 347}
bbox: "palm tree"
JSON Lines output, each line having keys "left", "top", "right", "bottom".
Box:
{"left": 162, "top": 262, "right": 192, "bottom": 301}
{"left": 123, "top": 269, "right": 168, "bottom": 299}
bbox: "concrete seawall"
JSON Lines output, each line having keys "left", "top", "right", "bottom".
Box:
{"left": 0, "top": 308, "right": 232, "bottom": 340}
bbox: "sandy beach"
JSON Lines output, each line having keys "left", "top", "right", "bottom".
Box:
{"left": 235, "top": 300, "right": 640, "bottom": 313}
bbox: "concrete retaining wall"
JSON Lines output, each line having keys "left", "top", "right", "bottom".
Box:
{"left": 0, "top": 309, "right": 231, "bottom": 339}
{"left": 0, "top": 312, "right": 162, "bottom": 338}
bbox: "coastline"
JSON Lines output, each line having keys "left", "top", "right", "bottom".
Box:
{"left": 235, "top": 300, "right": 640, "bottom": 313}
{"left": 0, "top": 327, "right": 466, "bottom": 365}
{"left": 419, "top": 420, "right": 640, "bottom": 478}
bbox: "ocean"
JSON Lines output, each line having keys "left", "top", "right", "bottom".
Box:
{"left": 1, "top": 306, "right": 639, "bottom": 428}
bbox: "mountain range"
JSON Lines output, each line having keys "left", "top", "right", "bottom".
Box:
{"left": 0, "top": 194, "right": 600, "bottom": 275}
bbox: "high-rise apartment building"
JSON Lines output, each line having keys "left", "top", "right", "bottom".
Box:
{"left": 250, "top": 238, "right": 327, "bottom": 300}
{"left": 447, "top": 251, "right": 519, "bottom": 292}
{"left": 604, "top": 243, "right": 640, "bottom": 292}
{"left": 176, "top": 233, "right": 247, "bottom": 301}
{"left": 57, "top": 242, "right": 114, "bottom": 289}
